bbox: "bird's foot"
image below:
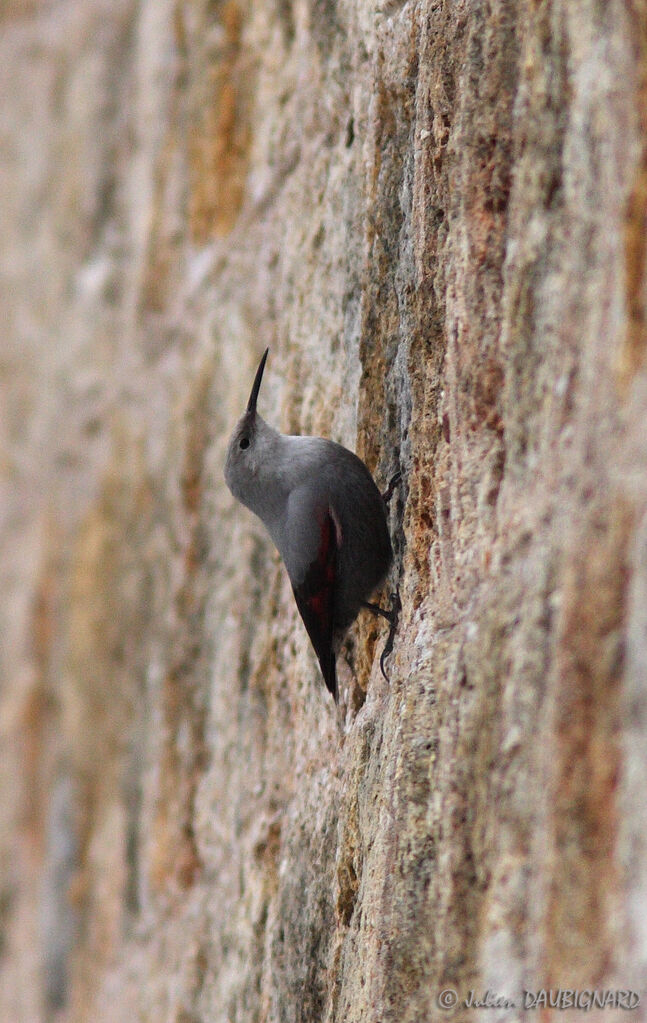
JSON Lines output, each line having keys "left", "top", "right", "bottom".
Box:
{"left": 361, "top": 587, "right": 401, "bottom": 682}
{"left": 381, "top": 470, "right": 401, "bottom": 505}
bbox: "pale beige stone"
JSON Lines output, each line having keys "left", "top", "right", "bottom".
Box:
{"left": 1, "top": 1, "right": 647, "bottom": 1021}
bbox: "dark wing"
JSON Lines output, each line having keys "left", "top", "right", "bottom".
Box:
{"left": 291, "top": 508, "right": 339, "bottom": 700}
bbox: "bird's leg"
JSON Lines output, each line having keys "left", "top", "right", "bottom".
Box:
{"left": 361, "top": 600, "right": 394, "bottom": 622}
{"left": 381, "top": 470, "right": 401, "bottom": 505}
{"left": 361, "top": 587, "right": 401, "bottom": 682}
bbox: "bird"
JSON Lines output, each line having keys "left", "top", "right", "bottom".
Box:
{"left": 224, "top": 348, "right": 398, "bottom": 701}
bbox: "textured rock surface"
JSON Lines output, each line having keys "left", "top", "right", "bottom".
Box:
{"left": 2, "top": 1, "right": 647, "bottom": 1021}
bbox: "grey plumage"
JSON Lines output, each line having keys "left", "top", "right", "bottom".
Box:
{"left": 224, "top": 349, "right": 393, "bottom": 700}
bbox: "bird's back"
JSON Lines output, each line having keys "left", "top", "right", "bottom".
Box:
{"left": 324, "top": 442, "right": 392, "bottom": 632}
{"left": 277, "top": 438, "right": 391, "bottom": 627}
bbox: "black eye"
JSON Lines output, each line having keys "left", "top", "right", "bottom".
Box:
{"left": 239, "top": 437, "right": 250, "bottom": 450}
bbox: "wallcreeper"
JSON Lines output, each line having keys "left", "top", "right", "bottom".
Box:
{"left": 225, "top": 349, "right": 398, "bottom": 701}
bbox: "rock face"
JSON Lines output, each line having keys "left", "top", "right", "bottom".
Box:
{"left": 2, "top": 1, "right": 647, "bottom": 1020}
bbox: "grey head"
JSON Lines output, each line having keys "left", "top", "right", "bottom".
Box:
{"left": 224, "top": 348, "right": 284, "bottom": 517}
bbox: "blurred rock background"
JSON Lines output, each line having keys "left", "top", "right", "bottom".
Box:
{"left": 1, "top": 1, "right": 647, "bottom": 1021}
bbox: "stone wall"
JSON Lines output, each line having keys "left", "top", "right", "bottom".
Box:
{"left": 1, "top": 1, "right": 647, "bottom": 1021}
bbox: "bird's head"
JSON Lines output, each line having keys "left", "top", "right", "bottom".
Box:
{"left": 224, "top": 348, "right": 280, "bottom": 506}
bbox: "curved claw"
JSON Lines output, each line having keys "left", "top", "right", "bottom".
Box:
{"left": 382, "top": 471, "right": 402, "bottom": 505}
{"left": 378, "top": 589, "right": 401, "bottom": 682}
{"left": 362, "top": 589, "right": 401, "bottom": 683}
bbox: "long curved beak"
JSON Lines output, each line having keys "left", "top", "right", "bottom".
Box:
{"left": 246, "top": 348, "right": 269, "bottom": 415}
